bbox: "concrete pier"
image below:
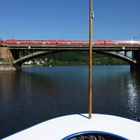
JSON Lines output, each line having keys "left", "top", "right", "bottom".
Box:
{"left": 0, "top": 64, "right": 16, "bottom": 71}
{"left": 130, "top": 51, "right": 140, "bottom": 72}
{"left": 0, "top": 47, "right": 18, "bottom": 70}
{"left": 130, "top": 64, "right": 140, "bottom": 72}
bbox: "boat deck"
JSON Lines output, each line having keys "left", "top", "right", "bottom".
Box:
{"left": 3, "top": 114, "right": 140, "bottom": 140}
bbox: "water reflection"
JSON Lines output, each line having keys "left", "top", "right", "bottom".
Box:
{"left": 127, "top": 80, "right": 138, "bottom": 113}
{"left": 0, "top": 66, "right": 140, "bottom": 139}
{"left": 0, "top": 71, "right": 18, "bottom": 105}
{"left": 127, "top": 72, "right": 140, "bottom": 120}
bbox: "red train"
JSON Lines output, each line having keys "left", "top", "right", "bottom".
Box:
{"left": 1, "top": 39, "right": 140, "bottom": 46}
{"left": 94, "top": 40, "right": 140, "bottom": 46}
{"left": 0, "top": 39, "right": 57, "bottom": 45}
{"left": 0, "top": 39, "right": 89, "bottom": 46}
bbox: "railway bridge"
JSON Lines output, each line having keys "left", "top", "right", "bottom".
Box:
{"left": 0, "top": 39, "right": 140, "bottom": 71}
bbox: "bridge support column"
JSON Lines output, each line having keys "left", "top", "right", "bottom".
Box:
{"left": 0, "top": 47, "right": 21, "bottom": 70}
{"left": 130, "top": 51, "right": 140, "bottom": 72}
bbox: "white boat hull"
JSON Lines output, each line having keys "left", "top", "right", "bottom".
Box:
{"left": 3, "top": 114, "right": 140, "bottom": 140}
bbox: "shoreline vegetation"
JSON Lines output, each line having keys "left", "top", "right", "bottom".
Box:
{"left": 23, "top": 52, "right": 128, "bottom": 66}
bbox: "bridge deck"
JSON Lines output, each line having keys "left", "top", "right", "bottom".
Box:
{"left": 1, "top": 44, "right": 140, "bottom": 51}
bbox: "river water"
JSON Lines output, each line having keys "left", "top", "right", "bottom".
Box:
{"left": 0, "top": 65, "right": 140, "bottom": 139}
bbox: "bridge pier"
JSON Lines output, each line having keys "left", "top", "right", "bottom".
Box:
{"left": 130, "top": 64, "right": 140, "bottom": 72}
{"left": 0, "top": 47, "right": 21, "bottom": 70}
{"left": 130, "top": 51, "right": 140, "bottom": 72}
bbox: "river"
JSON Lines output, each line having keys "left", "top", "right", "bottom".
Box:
{"left": 0, "top": 65, "right": 140, "bottom": 139}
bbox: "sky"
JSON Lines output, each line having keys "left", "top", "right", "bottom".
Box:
{"left": 0, "top": 0, "right": 140, "bottom": 40}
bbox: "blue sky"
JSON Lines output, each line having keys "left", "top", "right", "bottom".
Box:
{"left": 0, "top": 0, "right": 140, "bottom": 40}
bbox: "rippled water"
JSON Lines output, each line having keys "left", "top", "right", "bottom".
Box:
{"left": 0, "top": 65, "right": 140, "bottom": 139}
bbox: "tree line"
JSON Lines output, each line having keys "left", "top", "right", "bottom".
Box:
{"left": 41, "top": 51, "right": 128, "bottom": 66}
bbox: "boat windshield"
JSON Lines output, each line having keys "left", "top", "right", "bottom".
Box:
{"left": 63, "top": 131, "right": 128, "bottom": 140}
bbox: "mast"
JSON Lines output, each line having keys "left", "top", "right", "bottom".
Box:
{"left": 88, "top": 0, "right": 93, "bottom": 119}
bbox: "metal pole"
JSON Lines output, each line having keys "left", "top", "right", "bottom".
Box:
{"left": 88, "top": 0, "right": 93, "bottom": 119}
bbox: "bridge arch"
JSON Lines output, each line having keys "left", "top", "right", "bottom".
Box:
{"left": 13, "top": 50, "right": 136, "bottom": 66}
{"left": 97, "top": 51, "right": 136, "bottom": 64}
{"left": 13, "top": 51, "right": 58, "bottom": 65}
